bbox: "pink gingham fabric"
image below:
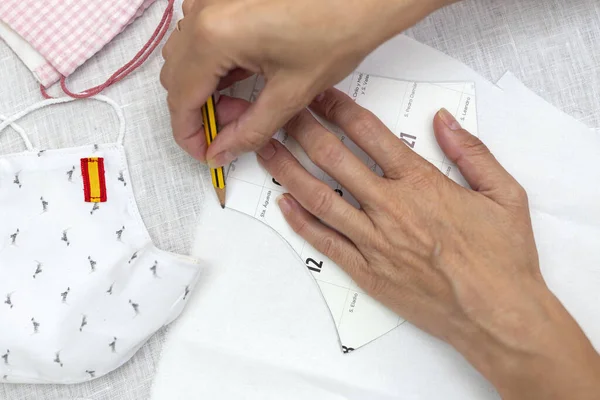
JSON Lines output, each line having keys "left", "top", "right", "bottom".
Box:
{"left": 0, "top": 0, "right": 157, "bottom": 87}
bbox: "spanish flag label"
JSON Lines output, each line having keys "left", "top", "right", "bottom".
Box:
{"left": 81, "top": 157, "right": 107, "bottom": 203}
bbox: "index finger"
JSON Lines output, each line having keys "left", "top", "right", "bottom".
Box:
{"left": 309, "top": 88, "right": 422, "bottom": 179}
{"left": 206, "top": 73, "right": 315, "bottom": 167}
{"left": 173, "top": 95, "right": 251, "bottom": 160}
{"left": 167, "top": 72, "right": 220, "bottom": 161}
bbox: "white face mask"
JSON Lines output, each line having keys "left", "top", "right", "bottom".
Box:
{"left": 0, "top": 96, "right": 201, "bottom": 384}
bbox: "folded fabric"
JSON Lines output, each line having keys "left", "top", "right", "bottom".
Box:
{"left": 0, "top": 0, "right": 156, "bottom": 87}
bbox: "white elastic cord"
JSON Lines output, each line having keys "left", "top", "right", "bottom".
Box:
{"left": 0, "top": 95, "right": 126, "bottom": 148}
{"left": 95, "top": 95, "right": 126, "bottom": 145}
{"left": 0, "top": 114, "right": 34, "bottom": 151}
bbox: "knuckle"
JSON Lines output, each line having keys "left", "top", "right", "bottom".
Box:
{"left": 403, "top": 162, "right": 440, "bottom": 190}
{"left": 461, "top": 134, "right": 490, "bottom": 157}
{"left": 159, "top": 66, "right": 169, "bottom": 89}
{"left": 279, "top": 86, "right": 314, "bottom": 114}
{"left": 291, "top": 214, "right": 310, "bottom": 237}
{"left": 368, "top": 234, "right": 393, "bottom": 258}
{"left": 312, "top": 140, "right": 345, "bottom": 169}
{"left": 347, "top": 109, "right": 380, "bottom": 135}
{"left": 283, "top": 112, "right": 305, "bottom": 133}
{"left": 182, "top": 0, "right": 194, "bottom": 14}
{"left": 363, "top": 273, "right": 390, "bottom": 299}
{"left": 240, "top": 130, "right": 269, "bottom": 151}
{"left": 507, "top": 182, "right": 529, "bottom": 204}
{"left": 195, "top": 7, "right": 235, "bottom": 43}
{"left": 166, "top": 93, "right": 178, "bottom": 113}
{"left": 322, "top": 95, "right": 350, "bottom": 121}
{"left": 307, "top": 187, "right": 335, "bottom": 217}
{"left": 270, "top": 152, "right": 295, "bottom": 181}
{"left": 171, "top": 128, "right": 183, "bottom": 145}
{"left": 318, "top": 235, "right": 336, "bottom": 258}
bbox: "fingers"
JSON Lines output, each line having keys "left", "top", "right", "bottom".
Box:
{"left": 216, "top": 95, "right": 251, "bottom": 126}
{"left": 434, "top": 109, "right": 529, "bottom": 209}
{"left": 161, "top": 16, "right": 185, "bottom": 60}
{"left": 164, "top": 53, "right": 223, "bottom": 159}
{"left": 309, "top": 88, "right": 421, "bottom": 179}
{"left": 258, "top": 139, "right": 375, "bottom": 244}
{"left": 161, "top": 6, "right": 225, "bottom": 162}
{"left": 276, "top": 193, "right": 370, "bottom": 279}
{"left": 182, "top": 0, "right": 196, "bottom": 15}
{"left": 165, "top": 0, "right": 194, "bottom": 61}
{"left": 216, "top": 69, "right": 254, "bottom": 91}
{"left": 172, "top": 95, "right": 250, "bottom": 162}
{"left": 206, "top": 74, "right": 314, "bottom": 168}
{"left": 284, "top": 109, "right": 383, "bottom": 206}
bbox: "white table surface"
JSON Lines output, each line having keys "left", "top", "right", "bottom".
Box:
{"left": 0, "top": 0, "right": 598, "bottom": 399}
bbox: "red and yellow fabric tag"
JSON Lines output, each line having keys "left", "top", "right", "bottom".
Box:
{"left": 81, "top": 157, "right": 107, "bottom": 203}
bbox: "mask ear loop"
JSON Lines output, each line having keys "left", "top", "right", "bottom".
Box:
{"left": 0, "top": 114, "right": 33, "bottom": 151}
{"left": 0, "top": 95, "right": 126, "bottom": 148}
{"left": 95, "top": 95, "right": 126, "bottom": 145}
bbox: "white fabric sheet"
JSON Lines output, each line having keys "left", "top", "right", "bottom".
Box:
{"left": 150, "top": 38, "right": 600, "bottom": 400}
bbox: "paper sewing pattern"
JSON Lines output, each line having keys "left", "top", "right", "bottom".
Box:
{"left": 227, "top": 72, "right": 478, "bottom": 350}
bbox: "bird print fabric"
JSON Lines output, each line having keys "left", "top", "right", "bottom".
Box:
{"left": 0, "top": 143, "right": 201, "bottom": 384}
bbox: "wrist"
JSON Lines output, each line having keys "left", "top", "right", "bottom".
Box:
{"left": 450, "top": 283, "right": 600, "bottom": 399}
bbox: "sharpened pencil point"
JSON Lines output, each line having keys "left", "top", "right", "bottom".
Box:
{"left": 216, "top": 186, "right": 226, "bottom": 209}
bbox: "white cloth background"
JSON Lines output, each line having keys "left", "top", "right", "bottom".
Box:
{"left": 406, "top": 0, "right": 600, "bottom": 129}
{"left": 0, "top": 0, "right": 598, "bottom": 399}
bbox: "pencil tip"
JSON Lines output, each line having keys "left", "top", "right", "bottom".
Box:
{"left": 215, "top": 186, "right": 226, "bottom": 209}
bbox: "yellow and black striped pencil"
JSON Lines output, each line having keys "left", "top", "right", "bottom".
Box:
{"left": 201, "top": 94, "right": 226, "bottom": 208}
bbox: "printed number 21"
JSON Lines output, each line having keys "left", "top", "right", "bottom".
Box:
{"left": 306, "top": 258, "right": 323, "bottom": 273}
{"left": 400, "top": 132, "right": 417, "bottom": 149}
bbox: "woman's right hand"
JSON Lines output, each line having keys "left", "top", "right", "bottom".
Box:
{"left": 160, "top": 0, "right": 453, "bottom": 165}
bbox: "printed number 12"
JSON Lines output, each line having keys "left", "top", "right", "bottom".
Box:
{"left": 306, "top": 258, "right": 323, "bottom": 273}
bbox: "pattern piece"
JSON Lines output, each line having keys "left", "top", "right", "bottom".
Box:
{"left": 227, "top": 73, "right": 478, "bottom": 350}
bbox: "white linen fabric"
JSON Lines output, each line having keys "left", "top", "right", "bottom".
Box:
{"left": 150, "top": 41, "right": 600, "bottom": 400}
{"left": 405, "top": 0, "right": 600, "bottom": 129}
{"left": 0, "top": 0, "right": 598, "bottom": 398}
{"left": 0, "top": 96, "right": 201, "bottom": 384}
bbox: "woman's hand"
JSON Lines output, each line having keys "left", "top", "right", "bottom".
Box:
{"left": 160, "top": 0, "right": 452, "bottom": 166}
{"left": 253, "top": 89, "right": 600, "bottom": 399}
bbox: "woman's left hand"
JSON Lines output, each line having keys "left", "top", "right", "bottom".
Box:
{"left": 212, "top": 88, "right": 600, "bottom": 399}
{"left": 250, "top": 88, "right": 600, "bottom": 399}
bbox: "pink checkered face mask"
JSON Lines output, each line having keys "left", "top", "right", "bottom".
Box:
{"left": 0, "top": 0, "right": 172, "bottom": 97}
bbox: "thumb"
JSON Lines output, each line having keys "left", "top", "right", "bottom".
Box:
{"left": 434, "top": 109, "right": 528, "bottom": 208}
{"left": 206, "top": 74, "right": 313, "bottom": 168}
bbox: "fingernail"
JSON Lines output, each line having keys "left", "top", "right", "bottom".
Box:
{"left": 208, "top": 151, "right": 235, "bottom": 168}
{"left": 277, "top": 194, "right": 292, "bottom": 215}
{"left": 313, "top": 91, "right": 326, "bottom": 103}
{"left": 439, "top": 108, "right": 461, "bottom": 131}
{"left": 256, "top": 140, "right": 277, "bottom": 160}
